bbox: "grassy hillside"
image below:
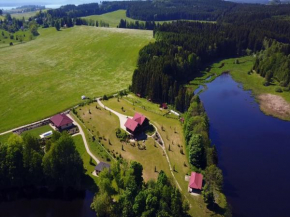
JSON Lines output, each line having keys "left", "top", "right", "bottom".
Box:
{"left": 82, "top": 10, "right": 138, "bottom": 28}
{"left": 82, "top": 10, "right": 215, "bottom": 28}
{"left": 11, "top": 11, "right": 39, "bottom": 20}
{"left": 0, "top": 26, "right": 153, "bottom": 133}
{"left": 0, "top": 29, "right": 34, "bottom": 48}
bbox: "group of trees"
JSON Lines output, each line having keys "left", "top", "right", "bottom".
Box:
{"left": 183, "top": 96, "right": 226, "bottom": 211}
{"left": 74, "top": 18, "right": 109, "bottom": 27}
{"left": 254, "top": 39, "right": 290, "bottom": 88}
{"left": 0, "top": 132, "right": 84, "bottom": 190}
{"left": 118, "top": 19, "right": 156, "bottom": 30}
{"left": 91, "top": 160, "right": 190, "bottom": 217}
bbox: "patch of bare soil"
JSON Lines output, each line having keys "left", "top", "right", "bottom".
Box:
{"left": 258, "top": 94, "right": 290, "bottom": 120}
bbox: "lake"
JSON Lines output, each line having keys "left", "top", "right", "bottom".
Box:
{"left": 0, "top": 190, "right": 96, "bottom": 217}
{"left": 199, "top": 73, "right": 290, "bottom": 216}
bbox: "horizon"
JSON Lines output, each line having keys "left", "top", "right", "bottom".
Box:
{"left": 0, "top": 0, "right": 276, "bottom": 8}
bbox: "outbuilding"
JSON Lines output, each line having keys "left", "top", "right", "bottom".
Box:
{"left": 95, "top": 162, "right": 111, "bottom": 175}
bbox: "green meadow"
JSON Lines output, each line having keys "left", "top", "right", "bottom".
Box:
{"left": 0, "top": 29, "right": 34, "bottom": 48}
{"left": 82, "top": 10, "right": 138, "bottom": 28}
{"left": 0, "top": 26, "right": 153, "bottom": 133}
{"left": 11, "top": 11, "right": 39, "bottom": 20}
{"left": 82, "top": 10, "right": 215, "bottom": 28}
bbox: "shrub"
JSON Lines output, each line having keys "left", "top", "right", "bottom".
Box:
{"left": 103, "top": 95, "right": 108, "bottom": 100}
{"left": 262, "top": 80, "right": 269, "bottom": 86}
{"left": 115, "top": 128, "right": 129, "bottom": 142}
{"left": 275, "top": 87, "right": 283, "bottom": 93}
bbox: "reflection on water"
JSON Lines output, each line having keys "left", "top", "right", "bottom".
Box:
{"left": 0, "top": 189, "right": 95, "bottom": 217}
{"left": 200, "top": 74, "right": 290, "bottom": 217}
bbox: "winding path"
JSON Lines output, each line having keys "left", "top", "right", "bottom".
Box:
{"left": 97, "top": 98, "right": 131, "bottom": 131}
{"left": 67, "top": 114, "right": 100, "bottom": 164}
{"left": 97, "top": 98, "right": 182, "bottom": 191}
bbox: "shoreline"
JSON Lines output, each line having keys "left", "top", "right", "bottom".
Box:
{"left": 230, "top": 73, "right": 290, "bottom": 121}
{"left": 257, "top": 93, "right": 290, "bottom": 121}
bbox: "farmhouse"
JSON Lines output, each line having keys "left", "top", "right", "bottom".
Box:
{"left": 188, "top": 172, "right": 203, "bottom": 193}
{"left": 124, "top": 113, "right": 149, "bottom": 134}
{"left": 50, "top": 113, "right": 73, "bottom": 131}
{"left": 95, "top": 162, "right": 111, "bottom": 175}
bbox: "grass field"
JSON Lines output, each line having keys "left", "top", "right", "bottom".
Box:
{"left": 73, "top": 135, "right": 98, "bottom": 187}
{"left": 21, "top": 125, "right": 53, "bottom": 137}
{"left": 11, "top": 11, "right": 39, "bottom": 20}
{"left": 0, "top": 133, "right": 13, "bottom": 143}
{"left": 0, "top": 26, "right": 153, "bottom": 133}
{"left": 82, "top": 10, "right": 138, "bottom": 28}
{"left": 0, "top": 29, "right": 34, "bottom": 48}
{"left": 82, "top": 10, "right": 215, "bottom": 28}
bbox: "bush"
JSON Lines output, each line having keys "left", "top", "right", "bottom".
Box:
{"left": 103, "top": 95, "right": 108, "bottom": 100}
{"left": 115, "top": 128, "right": 129, "bottom": 142}
{"left": 275, "top": 87, "right": 283, "bottom": 93}
{"left": 262, "top": 80, "right": 269, "bottom": 86}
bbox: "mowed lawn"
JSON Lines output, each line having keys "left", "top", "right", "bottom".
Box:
{"left": 76, "top": 102, "right": 171, "bottom": 181}
{"left": 82, "top": 10, "right": 139, "bottom": 28}
{"left": 0, "top": 26, "right": 153, "bottom": 133}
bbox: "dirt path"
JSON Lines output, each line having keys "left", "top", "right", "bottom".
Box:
{"left": 258, "top": 94, "right": 290, "bottom": 120}
{"left": 97, "top": 99, "right": 182, "bottom": 191}
{"left": 67, "top": 114, "right": 100, "bottom": 164}
{"left": 97, "top": 98, "right": 131, "bottom": 131}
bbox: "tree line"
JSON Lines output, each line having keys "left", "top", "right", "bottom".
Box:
{"left": 131, "top": 12, "right": 290, "bottom": 111}
{"left": 118, "top": 19, "right": 156, "bottom": 30}
{"left": 183, "top": 96, "right": 228, "bottom": 212}
{"left": 254, "top": 39, "right": 290, "bottom": 90}
{"left": 0, "top": 132, "right": 84, "bottom": 190}
{"left": 91, "top": 160, "right": 190, "bottom": 217}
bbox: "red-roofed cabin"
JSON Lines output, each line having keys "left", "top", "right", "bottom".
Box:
{"left": 133, "top": 113, "right": 148, "bottom": 126}
{"left": 124, "top": 118, "right": 139, "bottom": 134}
{"left": 124, "top": 113, "right": 149, "bottom": 134}
{"left": 50, "top": 113, "right": 74, "bottom": 131}
{"left": 160, "top": 103, "right": 168, "bottom": 109}
{"left": 188, "top": 172, "right": 203, "bottom": 193}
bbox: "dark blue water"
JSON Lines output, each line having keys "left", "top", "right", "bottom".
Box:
{"left": 199, "top": 74, "right": 290, "bottom": 217}
{"left": 0, "top": 190, "right": 95, "bottom": 217}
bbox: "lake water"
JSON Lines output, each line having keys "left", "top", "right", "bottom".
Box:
{"left": 0, "top": 190, "right": 96, "bottom": 217}
{"left": 199, "top": 73, "right": 290, "bottom": 217}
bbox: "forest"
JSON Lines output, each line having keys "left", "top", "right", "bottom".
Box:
{"left": 0, "top": 132, "right": 84, "bottom": 190}
{"left": 254, "top": 39, "right": 290, "bottom": 88}
{"left": 131, "top": 6, "right": 290, "bottom": 111}
{"left": 91, "top": 161, "right": 190, "bottom": 217}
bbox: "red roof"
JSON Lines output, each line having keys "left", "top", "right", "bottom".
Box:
{"left": 50, "top": 114, "right": 73, "bottom": 128}
{"left": 124, "top": 118, "right": 139, "bottom": 132}
{"left": 188, "top": 172, "right": 203, "bottom": 190}
{"left": 133, "top": 113, "right": 147, "bottom": 125}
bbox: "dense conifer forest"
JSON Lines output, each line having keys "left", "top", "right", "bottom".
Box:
{"left": 131, "top": 4, "right": 290, "bottom": 111}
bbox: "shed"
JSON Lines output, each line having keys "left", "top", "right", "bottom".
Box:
{"left": 95, "top": 162, "right": 111, "bottom": 175}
